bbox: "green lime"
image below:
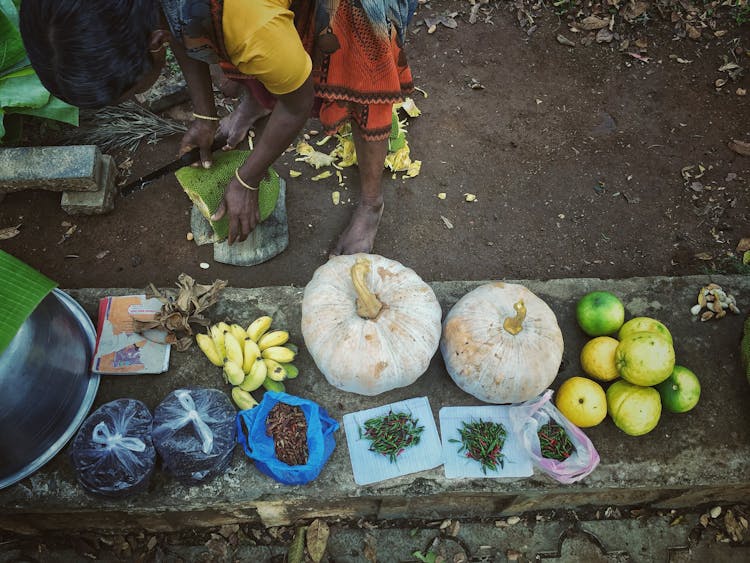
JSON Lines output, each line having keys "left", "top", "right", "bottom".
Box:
{"left": 576, "top": 291, "right": 625, "bottom": 336}
{"left": 655, "top": 365, "right": 700, "bottom": 413}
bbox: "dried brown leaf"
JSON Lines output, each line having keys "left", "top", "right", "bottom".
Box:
{"left": 728, "top": 139, "right": 750, "bottom": 156}
{"left": 363, "top": 533, "right": 377, "bottom": 563}
{"left": 576, "top": 15, "right": 610, "bottom": 30}
{"left": 725, "top": 510, "right": 745, "bottom": 542}
{"left": 736, "top": 238, "right": 750, "bottom": 253}
{"left": 306, "top": 519, "right": 330, "bottom": 563}
{"left": 0, "top": 224, "right": 21, "bottom": 240}
{"left": 695, "top": 252, "right": 713, "bottom": 260}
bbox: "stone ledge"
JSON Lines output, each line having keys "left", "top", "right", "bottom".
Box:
{"left": 0, "top": 146, "right": 103, "bottom": 192}
{"left": 1, "top": 275, "right": 748, "bottom": 533}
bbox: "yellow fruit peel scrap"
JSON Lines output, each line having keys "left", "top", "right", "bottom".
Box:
{"left": 385, "top": 144, "right": 412, "bottom": 172}
{"left": 332, "top": 191, "right": 340, "bottom": 205}
{"left": 402, "top": 160, "right": 421, "bottom": 178}
{"left": 289, "top": 170, "right": 302, "bottom": 178}
{"left": 296, "top": 150, "right": 336, "bottom": 169}
{"left": 295, "top": 141, "right": 314, "bottom": 156}
{"left": 465, "top": 193, "right": 477, "bottom": 202}
{"left": 437, "top": 192, "right": 446, "bottom": 199}
{"left": 331, "top": 135, "right": 357, "bottom": 168}
{"left": 312, "top": 170, "right": 333, "bottom": 181}
{"left": 398, "top": 97, "right": 422, "bottom": 118}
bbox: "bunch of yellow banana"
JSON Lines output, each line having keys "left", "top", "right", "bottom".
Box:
{"left": 195, "top": 316, "right": 299, "bottom": 410}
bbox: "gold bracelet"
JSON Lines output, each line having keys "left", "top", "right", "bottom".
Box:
{"left": 192, "top": 112, "right": 220, "bottom": 121}
{"left": 235, "top": 168, "right": 258, "bottom": 191}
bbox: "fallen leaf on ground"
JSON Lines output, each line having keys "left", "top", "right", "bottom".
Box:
{"left": 575, "top": 15, "right": 610, "bottom": 30}
{"left": 441, "top": 215, "right": 454, "bottom": 229}
{"left": 728, "top": 139, "right": 750, "bottom": 156}
{"left": 736, "top": 238, "right": 750, "bottom": 252}
{"left": 695, "top": 252, "right": 713, "bottom": 260}
{"left": 287, "top": 527, "right": 306, "bottom": 563}
{"left": 0, "top": 224, "right": 21, "bottom": 240}
{"left": 306, "top": 519, "right": 330, "bottom": 563}
{"left": 627, "top": 52, "right": 651, "bottom": 63}
{"left": 557, "top": 34, "right": 576, "bottom": 46}
{"left": 363, "top": 533, "right": 377, "bottom": 563}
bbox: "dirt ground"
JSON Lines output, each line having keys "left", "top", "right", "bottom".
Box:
{"left": 0, "top": 1, "right": 748, "bottom": 291}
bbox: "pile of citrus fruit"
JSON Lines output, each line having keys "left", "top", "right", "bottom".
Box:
{"left": 555, "top": 291, "right": 701, "bottom": 436}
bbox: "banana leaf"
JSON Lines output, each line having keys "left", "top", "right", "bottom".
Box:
{"left": 0, "top": 0, "right": 79, "bottom": 142}
{"left": 0, "top": 250, "right": 58, "bottom": 356}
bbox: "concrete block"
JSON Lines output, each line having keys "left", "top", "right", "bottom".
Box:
{"left": 60, "top": 155, "right": 117, "bottom": 215}
{"left": 0, "top": 146, "right": 103, "bottom": 192}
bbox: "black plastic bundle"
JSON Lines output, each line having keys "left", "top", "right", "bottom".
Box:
{"left": 152, "top": 388, "right": 236, "bottom": 484}
{"left": 70, "top": 399, "right": 156, "bottom": 497}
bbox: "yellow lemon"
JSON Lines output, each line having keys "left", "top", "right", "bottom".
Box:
{"left": 580, "top": 336, "right": 620, "bottom": 382}
{"left": 555, "top": 376, "right": 607, "bottom": 428}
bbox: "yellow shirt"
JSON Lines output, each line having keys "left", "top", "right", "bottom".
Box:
{"left": 222, "top": 0, "right": 312, "bottom": 95}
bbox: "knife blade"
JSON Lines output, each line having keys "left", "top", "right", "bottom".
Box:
{"left": 119, "top": 138, "right": 226, "bottom": 197}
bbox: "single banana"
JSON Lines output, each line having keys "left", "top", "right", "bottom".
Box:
{"left": 282, "top": 363, "right": 299, "bottom": 379}
{"left": 246, "top": 315, "right": 273, "bottom": 342}
{"left": 196, "top": 333, "right": 223, "bottom": 367}
{"left": 242, "top": 338, "right": 261, "bottom": 374}
{"left": 264, "top": 358, "right": 287, "bottom": 381}
{"left": 217, "top": 321, "right": 231, "bottom": 334}
{"left": 210, "top": 324, "right": 227, "bottom": 360}
{"left": 239, "top": 362, "right": 266, "bottom": 392}
{"left": 223, "top": 360, "right": 245, "bottom": 386}
{"left": 231, "top": 387, "right": 258, "bottom": 410}
{"left": 263, "top": 377, "right": 285, "bottom": 393}
{"left": 261, "top": 345, "right": 296, "bottom": 363}
{"left": 258, "top": 330, "right": 289, "bottom": 350}
{"left": 224, "top": 332, "right": 244, "bottom": 367}
{"left": 248, "top": 356, "right": 267, "bottom": 384}
{"left": 230, "top": 323, "right": 248, "bottom": 342}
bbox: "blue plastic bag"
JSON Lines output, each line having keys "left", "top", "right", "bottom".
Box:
{"left": 236, "top": 392, "right": 339, "bottom": 486}
{"left": 70, "top": 399, "right": 156, "bottom": 497}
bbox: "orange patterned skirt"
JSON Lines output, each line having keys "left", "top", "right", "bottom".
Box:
{"left": 221, "top": 0, "right": 414, "bottom": 141}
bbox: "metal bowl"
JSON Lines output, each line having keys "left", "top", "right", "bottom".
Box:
{"left": 0, "top": 289, "right": 99, "bottom": 489}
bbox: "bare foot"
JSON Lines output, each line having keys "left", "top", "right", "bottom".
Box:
{"left": 330, "top": 202, "right": 384, "bottom": 256}
{"left": 217, "top": 94, "right": 271, "bottom": 149}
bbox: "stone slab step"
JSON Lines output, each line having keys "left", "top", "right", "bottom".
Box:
{"left": 0, "top": 146, "right": 104, "bottom": 193}
{"left": 1, "top": 275, "right": 748, "bottom": 534}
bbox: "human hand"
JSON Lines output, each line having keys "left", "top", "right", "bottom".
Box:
{"left": 179, "top": 119, "right": 218, "bottom": 168}
{"left": 210, "top": 174, "right": 261, "bottom": 244}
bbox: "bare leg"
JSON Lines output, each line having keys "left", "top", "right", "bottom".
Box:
{"left": 330, "top": 124, "right": 387, "bottom": 256}
{"left": 217, "top": 87, "right": 271, "bottom": 149}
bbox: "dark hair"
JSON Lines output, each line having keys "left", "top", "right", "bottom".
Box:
{"left": 19, "top": 1, "right": 161, "bottom": 108}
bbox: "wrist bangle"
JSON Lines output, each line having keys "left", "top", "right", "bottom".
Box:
{"left": 235, "top": 168, "right": 258, "bottom": 191}
{"left": 192, "top": 112, "right": 220, "bottom": 121}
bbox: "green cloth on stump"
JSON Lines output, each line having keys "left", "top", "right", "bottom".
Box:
{"left": 0, "top": 250, "right": 57, "bottom": 355}
{"left": 175, "top": 150, "right": 280, "bottom": 242}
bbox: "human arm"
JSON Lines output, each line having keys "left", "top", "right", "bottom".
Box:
{"left": 212, "top": 75, "right": 314, "bottom": 243}
{"left": 169, "top": 39, "right": 219, "bottom": 168}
